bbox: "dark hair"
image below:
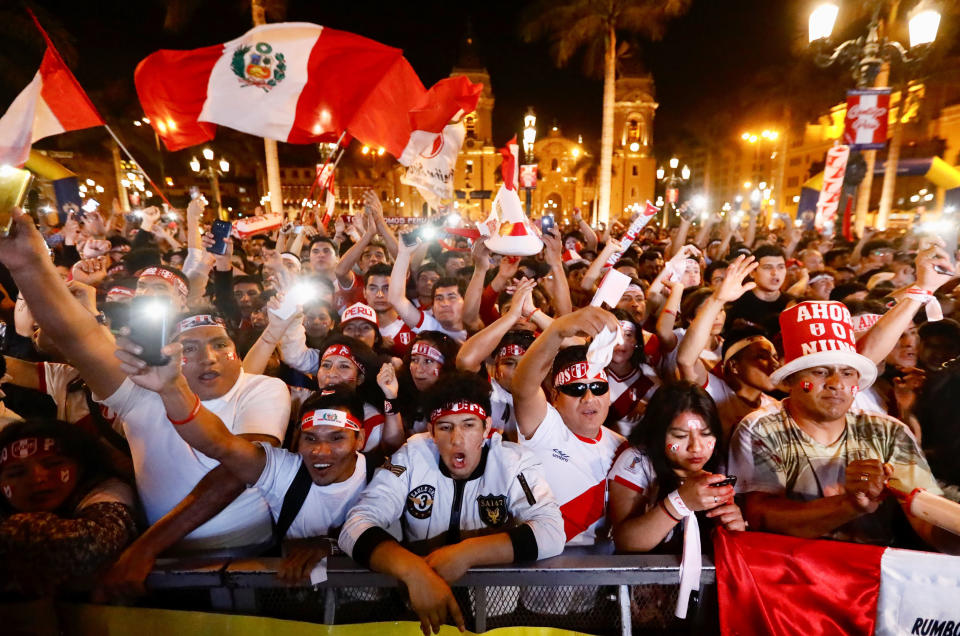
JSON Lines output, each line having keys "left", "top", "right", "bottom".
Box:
{"left": 915, "top": 367, "right": 960, "bottom": 488}
{"left": 752, "top": 244, "right": 785, "bottom": 261}
{"left": 704, "top": 260, "right": 729, "bottom": 282}
{"left": 309, "top": 236, "right": 338, "bottom": 251}
{"left": 629, "top": 382, "right": 723, "bottom": 494}
{"left": 298, "top": 387, "right": 365, "bottom": 426}
{"left": 721, "top": 325, "right": 769, "bottom": 363}
{"left": 125, "top": 249, "right": 163, "bottom": 276}
{"left": 407, "top": 331, "right": 459, "bottom": 374}
{"left": 432, "top": 276, "right": 466, "bottom": 297}
{"left": 363, "top": 263, "right": 393, "bottom": 284}
{"left": 416, "top": 262, "right": 442, "bottom": 278}
{"left": 551, "top": 344, "right": 588, "bottom": 382}
{"left": 437, "top": 251, "right": 466, "bottom": 268}
{"left": 863, "top": 239, "right": 894, "bottom": 255}
{"left": 639, "top": 249, "right": 664, "bottom": 263}
{"left": 843, "top": 298, "right": 886, "bottom": 317}
{"left": 233, "top": 275, "right": 264, "bottom": 291}
{"left": 421, "top": 371, "right": 492, "bottom": 422}
{"left": 0, "top": 418, "right": 125, "bottom": 515}
{"left": 108, "top": 236, "right": 131, "bottom": 249}
{"left": 616, "top": 257, "right": 639, "bottom": 273}
{"left": 679, "top": 287, "right": 715, "bottom": 328}
{"left": 830, "top": 282, "right": 868, "bottom": 301}
{"left": 565, "top": 261, "right": 588, "bottom": 274}
{"left": 824, "top": 248, "right": 851, "bottom": 267}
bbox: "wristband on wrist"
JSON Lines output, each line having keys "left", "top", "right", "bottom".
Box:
{"left": 667, "top": 489, "right": 693, "bottom": 518}
{"left": 659, "top": 498, "right": 681, "bottom": 523}
{"left": 384, "top": 397, "right": 400, "bottom": 415}
{"left": 168, "top": 393, "right": 202, "bottom": 426}
{"left": 662, "top": 308, "right": 677, "bottom": 317}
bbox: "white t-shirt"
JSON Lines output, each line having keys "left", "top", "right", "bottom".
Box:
{"left": 254, "top": 444, "right": 367, "bottom": 540}
{"left": 607, "top": 447, "right": 675, "bottom": 544}
{"left": 411, "top": 310, "right": 466, "bottom": 342}
{"left": 76, "top": 477, "right": 137, "bottom": 510}
{"left": 519, "top": 404, "right": 626, "bottom": 546}
{"left": 489, "top": 378, "right": 517, "bottom": 438}
{"left": 99, "top": 371, "right": 291, "bottom": 550}
{"left": 660, "top": 328, "right": 722, "bottom": 378}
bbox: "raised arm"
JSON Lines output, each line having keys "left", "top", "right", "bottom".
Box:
{"left": 462, "top": 240, "right": 493, "bottom": 331}
{"left": 857, "top": 243, "right": 954, "bottom": 364}
{"left": 654, "top": 280, "right": 685, "bottom": 354}
{"left": 0, "top": 209, "right": 126, "bottom": 399}
{"left": 367, "top": 190, "right": 399, "bottom": 258}
{"left": 678, "top": 256, "right": 757, "bottom": 385}
{"left": 388, "top": 237, "right": 424, "bottom": 328}
{"left": 541, "top": 227, "right": 572, "bottom": 315}
{"left": 334, "top": 209, "right": 375, "bottom": 287}
{"left": 575, "top": 210, "right": 598, "bottom": 252}
{"left": 579, "top": 239, "right": 621, "bottom": 292}
{"left": 457, "top": 280, "right": 533, "bottom": 372}
{"left": 512, "top": 306, "right": 619, "bottom": 439}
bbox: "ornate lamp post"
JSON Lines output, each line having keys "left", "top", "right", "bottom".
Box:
{"left": 190, "top": 147, "right": 230, "bottom": 219}
{"left": 522, "top": 107, "right": 537, "bottom": 215}
{"left": 656, "top": 157, "right": 690, "bottom": 228}
{"left": 807, "top": 1, "right": 941, "bottom": 234}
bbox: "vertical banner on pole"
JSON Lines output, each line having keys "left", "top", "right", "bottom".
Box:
{"left": 816, "top": 145, "right": 850, "bottom": 232}
{"left": 844, "top": 89, "right": 891, "bottom": 151}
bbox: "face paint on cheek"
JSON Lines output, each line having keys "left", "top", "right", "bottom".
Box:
{"left": 1, "top": 484, "right": 11, "bottom": 499}
{"left": 669, "top": 443, "right": 680, "bottom": 453}
{"left": 851, "top": 385, "right": 859, "bottom": 396}
{"left": 182, "top": 357, "right": 189, "bottom": 366}
{"left": 60, "top": 467, "right": 72, "bottom": 483}
{"left": 432, "top": 367, "right": 440, "bottom": 377}
{"left": 802, "top": 381, "right": 813, "bottom": 392}
{"left": 225, "top": 351, "right": 238, "bottom": 361}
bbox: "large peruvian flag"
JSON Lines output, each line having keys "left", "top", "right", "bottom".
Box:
{"left": 715, "top": 529, "right": 960, "bottom": 636}
{"left": 134, "top": 23, "right": 482, "bottom": 165}
{"left": 0, "top": 18, "right": 104, "bottom": 166}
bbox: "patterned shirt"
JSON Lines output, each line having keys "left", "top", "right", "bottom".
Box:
{"left": 728, "top": 401, "right": 942, "bottom": 545}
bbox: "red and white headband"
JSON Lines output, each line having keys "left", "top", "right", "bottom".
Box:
{"left": 139, "top": 266, "right": 188, "bottom": 299}
{"left": 553, "top": 361, "right": 608, "bottom": 387}
{"left": 619, "top": 320, "right": 637, "bottom": 335}
{"left": 429, "top": 400, "right": 488, "bottom": 424}
{"left": 322, "top": 344, "right": 362, "bottom": 371}
{"left": 411, "top": 342, "right": 445, "bottom": 365}
{"left": 300, "top": 408, "right": 361, "bottom": 432}
{"left": 174, "top": 314, "right": 226, "bottom": 337}
{"left": 0, "top": 437, "right": 60, "bottom": 468}
{"left": 496, "top": 344, "right": 526, "bottom": 360}
{"left": 722, "top": 334, "right": 772, "bottom": 365}
{"left": 107, "top": 286, "right": 135, "bottom": 300}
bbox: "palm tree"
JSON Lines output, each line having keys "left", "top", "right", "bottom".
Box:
{"left": 522, "top": 0, "right": 690, "bottom": 224}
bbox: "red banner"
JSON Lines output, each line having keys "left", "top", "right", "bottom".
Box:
{"left": 843, "top": 89, "right": 891, "bottom": 151}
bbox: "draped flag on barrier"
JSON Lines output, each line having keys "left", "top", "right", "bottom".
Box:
{"left": 715, "top": 529, "right": 960, "bottom": 636}
{"left": 134, "top": 22, "right": 482, "bottom": 165}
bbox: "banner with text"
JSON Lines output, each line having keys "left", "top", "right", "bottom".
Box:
{"left": 844, "top": 88, "right": 891, "bottom": 150}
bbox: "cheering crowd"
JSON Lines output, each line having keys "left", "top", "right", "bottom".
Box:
{"left": 2, "top": 191, "right": 960, "bottom": 633}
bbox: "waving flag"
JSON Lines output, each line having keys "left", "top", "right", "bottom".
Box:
{"left": 134, "top": 22, "right": 481, "bottom": 165}
{"left": 715, "top": 529, "right": 960, "bottom": 636}
{"left": 0, "top": 16, "right": 103, "bottom": 166}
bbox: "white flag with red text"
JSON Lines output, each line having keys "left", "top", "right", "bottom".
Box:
{"left": 400, "top": 121, "right": 465, "bottom": 209}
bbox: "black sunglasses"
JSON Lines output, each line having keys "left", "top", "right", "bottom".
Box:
{"left": 556, "top": 381, "right": 610, "bottom": 397}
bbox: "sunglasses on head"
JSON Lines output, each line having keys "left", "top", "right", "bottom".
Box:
{"left": 556, "top": 381, "right": 609, "bottom": 397}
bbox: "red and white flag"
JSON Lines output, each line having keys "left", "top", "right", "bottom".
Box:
{"left": 134, "top": 23, "right": 481, "bottom": 165}
{"left": 844, "top": 89, "right": 891, "bottom": 151}
{"left": 0, "top": 17, "right": 103, "bottom": 166}
{"left": 715, "top": 529, "right": 960, "bottom": 636}
{"left": 400, "top": 121, "right": 466, "bottom": 209}
{"left": 815, "top": 144, "right": 849, "bottom": 230}
{"left": 498, "top": 135, "right": 519, "bottom": 191}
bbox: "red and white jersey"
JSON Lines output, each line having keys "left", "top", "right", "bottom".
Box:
{"left": 607, "top": 365, "right": 660, "bottom": 417}
{"left": 361, "top": 402, "right": 385, "bottom": 453}
{"left": 519, "top": 405, "right": 627, "bottom": 546}
{"left": 607, "top": 447, "right": 677, "bottom": 544}
{"left": 412, "top": 310, "right": 466, "bottom": 342}
{"left": 380, "top": 317, "right": 415, "bottom": 356}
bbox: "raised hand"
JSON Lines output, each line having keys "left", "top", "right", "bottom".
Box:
{"left": 377, "top": 362, "right": 399, "bottom": 400}
{"left": 114, "top": 336, "right": 184, "bottom": 394}
{"left": 712, "top": 255, "right": 758, "bottom": 303}
{"left": 71, "top": 256, "right": 111, "bottom": 287}
{"left": 915, "top": 241, "right": 955, "bottom": 293}
{"left": 550, "top": 306, "right": 619, "bottom": 340}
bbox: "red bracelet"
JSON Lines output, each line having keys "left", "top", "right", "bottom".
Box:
{"left": 168, "top": 393, "right": 202, "bottom": 426}
{"left": 663, "top": 309, "right": 677, "bottom": 317}
{"left": 659, "top": 498, "right": 682, "bottom": 523}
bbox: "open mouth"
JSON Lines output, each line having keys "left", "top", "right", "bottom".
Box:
{"left": 451, "top": 452, "right": 467, "bottom": 470}
{"left": 198, "top": 371, "right": 220, "bottom": 382}
{"left": 312, "top": 463, "right": 332, "bottom": 471}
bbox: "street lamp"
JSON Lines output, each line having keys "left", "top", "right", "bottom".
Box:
{"left": 657, "top": 157, "right": 690, "bottom": 228}
{"left": 190, "top": 147, "right": 230, "bottom": 219}
{"left": 808, "top": 0, "right": 942, "bottom": 234}
{"left": 522, "top": 106, "right": 537, "bottom": 215}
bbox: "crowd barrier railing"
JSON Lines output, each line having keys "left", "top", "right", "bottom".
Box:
{"left": 143, "top": 548, "right": 719, "bottom": 635}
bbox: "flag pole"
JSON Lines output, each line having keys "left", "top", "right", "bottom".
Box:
{"left": 297, "top": 131, "right": 347, "bottom": 218}
{"left": 102, "top": 124, "right": 173, "bottom": 209}
{"left": 251, "top": 0, "right": 284, "bottom": 217}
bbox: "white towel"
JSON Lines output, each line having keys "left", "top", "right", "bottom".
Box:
{"left": 586, "top": 324, "right": 623, "bottom": 378}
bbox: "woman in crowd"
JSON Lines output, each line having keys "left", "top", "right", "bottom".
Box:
{"left": 605, "top": 309, "right": 660, "bottom": 436}
{"left": 396, "top": 331, "right": 459, "bottom": 434}
{"left": 0, "top": 419, "right": 138, "bottom": 597}
{"left": 607, "top": 382, "right": 745, "bottom": 553}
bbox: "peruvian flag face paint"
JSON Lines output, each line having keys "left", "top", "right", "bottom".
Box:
{"left": 802, "top": 381, "right": 813, "bottom": 392}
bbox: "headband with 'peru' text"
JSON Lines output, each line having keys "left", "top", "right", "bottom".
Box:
{"left": 429, "top": 401, "right": 488, "bottom": 424}
{"left": 553, "top": 361, "right": 608, "bottom": 387}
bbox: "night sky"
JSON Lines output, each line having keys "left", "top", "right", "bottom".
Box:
{"left": 5, "top": 1, "right": 851, "bottom": 163}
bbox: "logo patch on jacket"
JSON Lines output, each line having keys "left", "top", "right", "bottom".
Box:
{"left": 382, "top": 459, "right": 406, "bottom": 478}
{"left": 406, "top": 484, "right": 435, "bottom": 519}
{"left": 477, "top": 494, "right": 509, "bottom": 527}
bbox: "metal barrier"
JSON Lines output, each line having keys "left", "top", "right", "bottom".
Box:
{"left": 143, "top": 549, "right": 719, "bottom": 635}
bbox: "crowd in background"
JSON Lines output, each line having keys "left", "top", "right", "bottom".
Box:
{"left": 2, "top": 192, "right": 960, "bottom": 633}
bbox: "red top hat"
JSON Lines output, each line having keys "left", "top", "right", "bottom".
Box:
{"left": 769, "top": 301, "right": 878, "bottom": 388}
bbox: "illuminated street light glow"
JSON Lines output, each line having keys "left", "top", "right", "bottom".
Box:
{"left": 909, "top": 9, "right": 941, "bottom": 48}
{"left": 219, "top": 159, "right": 229, "bottom": 172}
{"left": 377, "top": 147, "right": 385, "bottom": 156}
{"left": 809, "top": 3, "right": 839, "bottom": 43}
{"left": 202, "top": 148, "right": 214, "bottom": 161}
{"left": 656, "top": 167, "right": 665, "bottom": 180}
{"left": 189, "top": 157, "right": 201, "bottom": 173}
{"left": 361, "top": 146, "right": 370, "bottom": 155}
{"left": 629, "top": 142, "right": 640, "bottom": 152}
{"left": 681, "top": 165, "right": 691, "bottom": 180}
{"left": 669, "top": 157, "right": 679, "bottom": 169}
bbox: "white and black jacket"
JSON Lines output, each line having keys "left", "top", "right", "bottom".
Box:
{"left": 339, "top": 432, "right": 565, "bottom": 566}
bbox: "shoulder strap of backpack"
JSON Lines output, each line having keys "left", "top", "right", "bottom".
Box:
{"left": 274, "top": 462, "right": 313, "bottom": 542}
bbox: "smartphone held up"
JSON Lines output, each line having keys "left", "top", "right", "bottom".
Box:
{"left": 127, "top": 296, "right": 173, "bottom": 366}
{"left": 0, "top": 165, "right": 34, "bottom": 237}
